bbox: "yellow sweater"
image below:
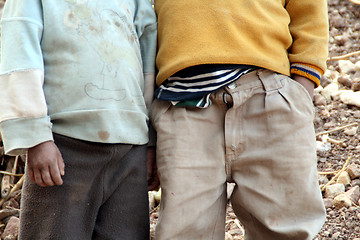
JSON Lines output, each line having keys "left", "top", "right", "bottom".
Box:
{"left": 154, "top": 0, "right": 329, "bottom": 87}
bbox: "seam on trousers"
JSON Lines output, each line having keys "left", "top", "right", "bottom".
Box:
{"left": 211, "top": 192, "right": 224, "bottom": 239}
{"left": 100, "top": 145, "right": 117, "bottom": 204}
{"left": 256, "top": 70, "right": 283, "bottom": 92}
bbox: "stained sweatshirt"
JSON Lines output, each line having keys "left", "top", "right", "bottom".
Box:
{"left": 0, "top": 0, "right": 157, "bottom": 155}
{"left": 155, "top": 0, "right": 329, "bottom": 87}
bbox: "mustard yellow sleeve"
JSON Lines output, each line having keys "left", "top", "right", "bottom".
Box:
{"left": 286, "top": 0, "right": 329, "bottom": 86}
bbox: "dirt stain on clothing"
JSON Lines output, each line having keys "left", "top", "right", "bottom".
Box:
{"left": 98, "top": 131, "right": 110, "bottom": 141}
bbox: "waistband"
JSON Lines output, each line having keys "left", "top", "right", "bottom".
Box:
{"left": 227, "top": 69, "right": 281, "bottom": 91}
{"left": 214, "top": 69, "right": 284, "bottom": 107}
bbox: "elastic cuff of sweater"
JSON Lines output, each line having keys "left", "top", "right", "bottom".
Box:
{"left": 0, "top": 116, "right": 53, "bottom": 156}
{"left": 290, "top": 63, "right": 323, "bottom": 87}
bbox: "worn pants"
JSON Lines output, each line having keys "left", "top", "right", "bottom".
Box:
{"left": 19, "top": 134, "right": 149, "bottom": 240}
{"left": 150, "top": 69, "right": 326, "bottom": 240}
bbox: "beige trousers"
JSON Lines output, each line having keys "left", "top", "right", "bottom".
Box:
{"left": 150, "top": 69, "right": 325, "bottom": 240}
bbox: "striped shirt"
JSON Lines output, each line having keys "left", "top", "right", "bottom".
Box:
{"left": 155, "top": 64, "right": 258, "bottom": 108}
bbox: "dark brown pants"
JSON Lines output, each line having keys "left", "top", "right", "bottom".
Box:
{"left": 19, "top": 134, "right": 149, "bottom": 240}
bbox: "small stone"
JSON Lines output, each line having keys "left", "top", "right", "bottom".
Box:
{"left": 354, "top": 111, "right": 360, "bottom": 118}
{"left": 339, "top": 90, "right": 360, "bottom": 107}
{"left": 332, "top": 231, "right": 341, "bottom": 239}
{"left": 318, "top": 174, "right": 329, "bottom": 185}
{"left": 330, "top": 14, "right": 346, "bottom": 29}
{"left": 2, "top": 216, "right": 19, "bottom": 240}
{"left": 148, "top": 191, "right": 156, "bottom": 210}
{"left": 325, "top": 183, "right": 345, "bottom": 199}
{"left": 323, "top": 121, "right": 336, "bottom": 130}
{"left": 345, "top": 186, "right": 360, "bottom": 203}
{"left": 322, "top": 230, "right": 331, "bottom": 237}
{"left": 337, "top": 74, "right": 352, "bottom": 88}
{"left": 322, "top": 83, "right": 339, "bottom": 101}
{"left": 313, "top": 93, "right": 327, "bottom": 106}
{"left": 351, "top": 81, "right": 360, "bottom": 91}
{"left": 227, "top": 183, "right": 235, "bottom": 200}
{"left": 320, "top": 109, "right": 330, "bottom": 118}
{"left": 320, "top": 75, "right": 332, "bottom": 88}
{"left": 343, "top": 127, "right": 357, "bottom": 136}
{"left": 352, "top": 179, "right": 360, "bottom": 187}
{"left": 347, "top": 164, "right": 360, "bottom": 179}
{"left": 336, "top": 171, "right": 351, "bottom": 186}
{"left": 338, "top": 60, "right": 356, "bottom": 74}
{"left": 333, "top": 193, "right": 352, "bottom": 209}
{"left": 355, "top": 61, "right": 360, "bottom": 71}
{"left": 316, "top": 141, "right": 331, "bottom": 154}
{"left": 323, "top": 198, "right": 333, "bottom": 208}
{"left": 328, "top": 210, "right": 336, "bottom": 217}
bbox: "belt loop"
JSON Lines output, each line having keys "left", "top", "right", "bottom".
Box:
{"left": 257, "top": 70, "right": 282, "bottom": 92}
{"left": 222, "top": 92, "right": 233, "bottom": 108}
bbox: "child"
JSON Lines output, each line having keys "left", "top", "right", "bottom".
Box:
{"left": 151, "top": 0, "right": 329, "bottom": 239}
{"left": 0, "top": 0, "right": 157, "bottom": 239}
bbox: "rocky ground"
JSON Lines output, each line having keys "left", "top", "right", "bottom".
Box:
{"left": 150, "top": 1, "right": 360, "bottom": 239}
{"left": 313, "top": 0, "right": 360, "bottom": 239}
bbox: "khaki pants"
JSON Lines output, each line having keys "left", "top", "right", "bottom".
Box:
{"left": 150, "top": 69, "right": 325, "bottom": 240}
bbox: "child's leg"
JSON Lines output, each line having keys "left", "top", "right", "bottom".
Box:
{"left": 19, "top": 135, "right": 148, "bottom": 240}
{"left": 92, "top": 144, "right": 149, "bottom": 240}
{"left": 227, "top": 70, "right": 326, "bottom": 240}
{"left": 151, "top": 99, "right": 229, "bottom": 240}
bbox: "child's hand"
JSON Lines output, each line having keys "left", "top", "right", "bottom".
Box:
{"left": 27, "top": 141, "right": 65, "bottom": 187}
{"left": 292, "top": 74, "right": 315, "bottom": 98}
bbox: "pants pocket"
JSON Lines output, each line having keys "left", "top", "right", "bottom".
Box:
{"left": 149, "top": 99, "right": 172, "bottom": 130}
{"left": 277, "top": 76, "right": 315, "bottom": 118}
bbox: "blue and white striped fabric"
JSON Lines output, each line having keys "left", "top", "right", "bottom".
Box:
{"left": 155, "top": 64, "right": 258, "bottom": 108}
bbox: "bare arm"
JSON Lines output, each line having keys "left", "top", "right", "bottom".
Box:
{"left": 292, "top": 74, "right": 315, "bottom": 98}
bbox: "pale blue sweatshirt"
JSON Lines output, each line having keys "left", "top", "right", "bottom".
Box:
{"left": 0, "top": 0, "right": 157, "bottom": 155}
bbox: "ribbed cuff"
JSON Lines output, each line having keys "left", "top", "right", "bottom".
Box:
{"left": 290, "top": 63, "right": 323, "bottom": 87}
{"left": 0, "top": 116, "right": 53, "bottom": 156}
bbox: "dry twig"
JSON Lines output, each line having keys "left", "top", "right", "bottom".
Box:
{"left": 0, "top": 208, "right": 19, "bottom": 221}
{"left": 1, "top": 157, "right": 14, "bottom": 198}
{"left": 0, "top": 175, "right": 24, "bottom": 207}
{"left": 225, "top": 232, "right": 234, "bottom": 240}
{"left": 316, "top": 123, "right": 358, "bottom": 137}
{"left": 348, "top": 0, "right": 360, "bottom": 5}
{"left": 0, "top": 171, "right": 23, "bottom": 177}
{"left": 327, "top": 137, "right": 347, "bottom": 147}
{"left": 318, "top": 171, "right": 338, "bottom": 175}
{"left": 11, "top": 156, "right": 19, "bottom": 185}
{"left": 321, "top": 156, "right": 351, "bottom": 191}
{"left": 234, "top": 219, "right": 245, "bottom": 236}
{"left": 149, "top": 204, "right": 160, "bottom": 215}
{"left": 327, "top": 50, "right": 360, "bottom": 61}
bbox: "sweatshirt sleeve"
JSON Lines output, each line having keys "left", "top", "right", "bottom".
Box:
{"left": 0, "top": 0, "right": 53, "bottom": 156}
{"left": 134, "top": 1, "right": 157, "bottom": 145}
{"left": 286, "top": 0, "right": 329, "bottom": 86}
{"left": 134, "top": 0, "right": 157, "bottom": 74}
{"left": 134, "top": 1, "right": 157, "bottom": 108}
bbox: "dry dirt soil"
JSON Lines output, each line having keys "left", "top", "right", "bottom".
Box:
{"left": 314, "top": 0, "right": 360, "bottom": 239}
